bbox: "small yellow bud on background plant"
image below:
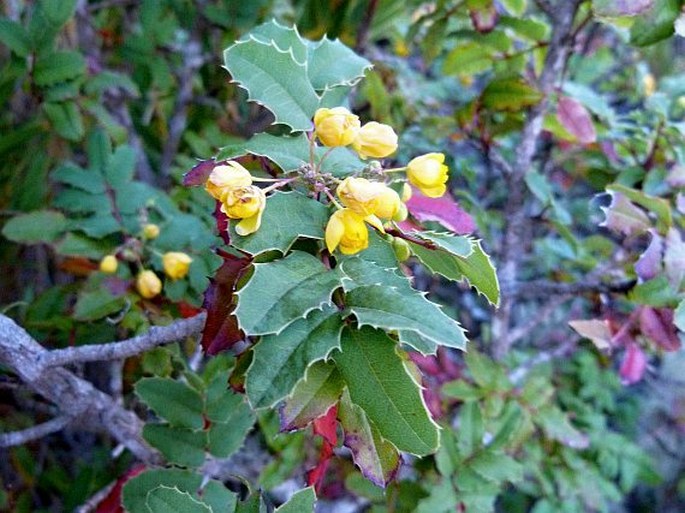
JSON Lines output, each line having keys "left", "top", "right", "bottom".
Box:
{"left": 220, "top": 185, "right": 267, "bottom": 235}
{"left": 206, "top": 161, "right": 252, "bottom": 201}
{"left": 162, "top": 252, "right": 193, "bottom": 280}
{"left": 325, "top": 208, "right": 369, "bottom": 255}
{"left": 352, "top": 122, "right": 398, "bottom": 159}
{"left": 406, "top": 153, "right": 449, "bottom": 198}
{"left": 642, "top": 73, "right": 656, "bottom": 97}
{"left": 136, "top": 270, "right": 162, "bottom": 299}
{"left": 314, "top": 107, "right": 360, "bottom": 147}
{"left": 143, "top": 223, "right": 160, "bottom": 239}
{"left": 99, "top": 255, "right": 118, "bottom": 274}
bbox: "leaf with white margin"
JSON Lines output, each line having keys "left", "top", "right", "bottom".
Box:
{"left": 246, "top": 306, "right": 343, "bottom": 409}
{"left": 234, "top": 251, "right": 343, "bottom": 335}
{"left": 145, "top": 486, "right": 211, "bottom": 513}
{"left": 223, "top": 38, "right": 319, "bottom": 131}
{"left": 275, "top": 487, "right": 316, "bottom": 513}
{"left": 333, "top": 327, "right": 440, "bottom": 456}
{"left": 306, "top": 37, "right": 372, "bottom": 90}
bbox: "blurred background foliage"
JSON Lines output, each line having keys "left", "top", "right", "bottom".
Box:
{"left": 1, "top": 0, "right": 685, "bottom": 512}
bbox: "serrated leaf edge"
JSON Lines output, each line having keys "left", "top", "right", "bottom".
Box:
{"left": 145, "top": 485, "right": 212, "bottom": 512}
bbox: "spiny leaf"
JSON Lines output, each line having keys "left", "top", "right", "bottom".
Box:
{"left": 280, "top": 361, "right": 345, "bottom": 431}
{"left": 229, "top": 191, "right": 330, "bottom": 255}
{"left": 275, "top": 487, "right": 316, "bottom": 513}
{"left": 306, "top": 37, "right": 372, "bottom": 90}
{"left": 247, "top": 19, "right": 308, "bottom": 63}
{"left": 246, "top": 306, "right": 343, "bottom": 409}
{"left": 135, "top": 378, "right": 204, "bottom": 429}
{"left": 142, "top": 425, "right": 207, "bottom": 468}
{"left": 338, "top": 389, "right": 401, "bottom": 487}
{"left": 145, "top": 486, "right": 212, "bottom": 513}
{"left": 333, "top": 327, "right": 440, "bottom": 456}
{"left": 223, "top": 38, "right": 319, "bottom": 131}
{"left": 345, "top": 285, "right": 468, "bottom": 350}
{"left": 340, "top": 258, "right": 414, "bottom": 292}
{"left": 234, "top": 251, "right": 343, "bottom": 335}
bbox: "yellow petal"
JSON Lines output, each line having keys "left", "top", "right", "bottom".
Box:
{"left": 364, "top": 214, "right": 385, "bottom": 233}
{"left": 325, "top": 212, "right": 345, "bottom": 253}
{"left": 235, "top": 208, "right": 264, "bottom": 235}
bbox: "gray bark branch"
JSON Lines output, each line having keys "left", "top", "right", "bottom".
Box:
{"left": 0, "top": 416, "right": 71, "bottom": 447}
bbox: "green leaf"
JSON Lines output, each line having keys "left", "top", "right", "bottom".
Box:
{"left": 414, "top": 231, "right": 474, "bottom": 257}
{"left": 500, "top": 0, "right": 527, "bottom": 16}
{"left": 142, "top": 425, "right": 207, "bottom": 467}
{"left": 340, "top": 258, "right": 413, "bottom": 293}
{"left": 2, "top": 210, "right": 67, "bottom": 243}
{"left": 236, "top": 494, "right": 268, "bottom": 513}
{"left": 606, "top": 183, "right": 672, "bottom": 231}
{"left": 333, "top": 327, "right": 440, "bottom": 456}
{"left": 135, "top": 378, "right": 204, "bottom": 429}
{"left": 344, "top": 285, "right": 467, "bottom": 350}
{"left": 234, "top": 251, "right": 342, "bottom": 335}
{"left": 72, "top": 214, "right": 121, "bottom": 238}
{"left": 43, "top": 102, "right": 84, "bottom": 141}
{"left": 34, "top": 50, "right": 86, "bottom": 86}
{"left": 442, "top": 42, "right": 494, "bottom": 76}
{"left": 123, "top": 469, "right": 236, "bottom": 513}
{"left": 207, "top": 404, "right": 255, "bottom": 458}
{"left": 629, "top": 0, "right": 679, "bottom": 46}
{"left": 223, "top": 38, "right": 319, "bottom": 131}
{"left": 674, "top": 299, "right": 685, "bottom": 332}
{"left": 470, "top": 450, "right": 523, "bottom": 483}
{"left": 442, "top": 380, "right": 484, "bottom": 401}
{"left": 246, "top": 306, "right": 343, "bottom": 409}
{"left": 488, "top": 402, "right": 522, "bottom": 451}
{"left": 54, "top": 232, "right": 114, "bottom": 259}
{"left": 458, "top": 401, "right": 484, "bottom": 457}
{"left": 410, "top": 238, "right": 500, "bottom": 307}
{"left": 398, "top": 330, "right": 438, "bottom": 355}
{"left": 465, "top": 350, "right": 510, "bottom": 391}
{"left": 247, "top": 19, "right": 308, "bottom": 62}
{"left": 146, "top": 486, "right": 212, "bottom": 513}
{"left": 274, "top": 487, "right": 316, "bottom": 513}
{"left": 280, "top": 361, "right": 345, "bottom": 431}
{"left": 338, "top": 389, "right": 400, "bottom": 487}
{"left": 306, "top": 38, "right": 371, "bottom": 90}
{"left": 628, "top": 276, "right": 679, "bottom": 307}
{"left": 537, "top": 406, "right": 589, "bottom": 449}
{"left": 229, "top": 192, "right": 329, "bottom": 255}
{"left": 40, "top": 0, "right": 77, "bottom": 27}
{"left": 0, "top": 18, "right": 31, "bottom": 57}
{"left": 481, "top": 78, "right": 543, "bottom": 111}
{"left": 52, "top": 163, "right": 106, "bottom": 194}
{"left": 106, "top": 145, "right": 136, "bottom": 187}
{"left": 73, "top": 289, "right": 127, "bottom": 322}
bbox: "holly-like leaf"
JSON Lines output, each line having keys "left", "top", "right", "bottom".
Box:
{"left": 145, "top": 486, "right": 211, "bottom": 513}
{"left": 344, "top": 285, "right": 468, "bottom": 350}
{"left": 338, "top": 389, "right": 401, "bottom": 487}
{"left": 340, "top": 258, "right": 414, "bottom": 292}
{"left": 246, "top": 306, "right": 343, "bottom": 409}
{"left": 556, "top": 96, "right": 597, "bottom": 144}
{"left": 201, "top": 253, "right": 251, "bottom": 355}
{"left": 275, "top": 487, "right": 317, "bottom": 513}
{"left": 333, "top": 327, "right": 440, "bottom": 456}
{"left": 142, "top": 425, "right": 207, "bottom": 467}
{"left": 223, "top": 38, "right": 319, "bottom": 131}
{"left": 2, "top": 210, "right": 68, "bottom": 244}
{"left": 306, "top": 38, "right": 372, "bottom": 90}
{"left": 229, "top": 191, "right": 330, "bottom": 255}
{"left": 405, "top": 190, "right": 476, "bottom": 234}
{"left": 412, "top": 231, "right": 474, "bottom": 257}
{"left": 247, "top": 19, "right": 308, "bottom": 63}
{"left": 280, "top": 361, "right": 345, "bottom": 431}
{"left": 410, "top": 238, "right": 500, "bottom": 307}
{"left": 135, "top": 378, "right": 204, "bottom": 429}
{"left": 234, "top": 251, "right": 343, "bottom": 335}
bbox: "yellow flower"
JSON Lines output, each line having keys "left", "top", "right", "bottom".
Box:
{"left": 220, "top": 185, "right": 267, "bottom": 236}
{"left": 314, "top": 107, "right": 361, "bottom": 147}
{"left": 336, "top": 177, "right": 384, "bottom": 217}
{"left": 136, "top": 270, "right": 162, "bottom": 299}
{"left": 374, "top": 186, "right": 401, "bottom": 219}
{"left": 352, "top": 122, "right": 398, "bottom": 159}
{"left": 162, "top": 252, "right": 193, "bottom": 280}
{"left": 205, "top": 161, "right": 252, "bottom": 200}
{"left": 143, "top": 223, "right": 160, "bottom": 239}
{"left": 406, "top": 153, "right": 449, "bottom": 198}
{"left": 401, "top": 182, "right": 412, "bottom": 202}
{"left": 325, "top": 208, "right": 369, "bottom": 255}
{"left": 99, "top": 255, "right": 118, "bottom": 274}
{"left": 643, "top": 73, "right": 656, "bottom": 97}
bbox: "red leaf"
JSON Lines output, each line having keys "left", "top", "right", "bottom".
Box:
{"left": 95, "top": 464, "right": 146, "bottom": 513}
{"left": 306, "top": 405, "right": 338, "bottom": 493}
{"left": 201, "top": 253, "right": 251, "bottom": 355}
{"left": 639, "top": 307, "right": 681, "bottom": 352}
{"left": 619, "top": 343, "right": 647, "bottom": 385}
{"left": 213, "top": 200, "right": 230, "bottom": 245}
{"left": 183, "top": 159, "right": 220, "bottom": 186}
{"left": 469, "top": 5, "right": 498, "bottom": 33}
{"left": 557, "top": 96, "right": 597, "bottom": 145}
{"left": 178, "top": 302, "right": 202, "bottom": 318}
{"left": 405, "top": 189, "right": 475, "bottom": 234}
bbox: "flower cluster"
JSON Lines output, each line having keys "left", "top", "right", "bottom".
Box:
{"left": 314, "top": 107, "right": 450, "bottom": 255}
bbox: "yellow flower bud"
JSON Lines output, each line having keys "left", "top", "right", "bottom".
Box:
{"left": 352, "top": 122, "right": 398, "bottom": 159}
{"left": 162, "top": 252, "right": 193, "bottom": 280}
{"left": 393, "top": 202, "right": 408, "bottom": 222}
{"left": 136, "top": 270, "right": 162, "bottom": 299}
{"left": 220, "top": 185, "right": 267, "bottom": 236}
{"left": 143, "top": 223, "right": 160, "bottom": 239}
{"left": 99, "top": 255, "right": 118, "bottom": 274}
{"left": 325, "top": 208, "right": 369, "bottom": 255}
{"left": 205, "top": 161, "right": 252, "bottom": 201}
{"left": 392, "top": 238, "right": 412, "bottom": 262}
{"left": 406, "top": 153, "right": 449, "bottom": 198}
{"left": 337, "top": 177, "right": 383, "bottom": 217}
{"left": 643, "top": 73, "right": 656, "bottom": 97}
{"left": 373, "top": 186, "right": 401, "bottom": 220}
{"left": 314, "top": 107, "right": 361, "bottom": 147}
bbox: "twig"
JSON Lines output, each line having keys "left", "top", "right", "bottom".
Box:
{"left": 503, "top": 278, "right": 636, "bottom": 299}
{"left": 38, "top": 313, "right": 206, "bottom": 368}
{"left": 0, "top": 416, "right": 71, "bottom": 448}
{"left": 509, "top": 337, "right": 578, "bottom": 385}
{"left": 355, "top": 0, "right": 380, "bottom": 53}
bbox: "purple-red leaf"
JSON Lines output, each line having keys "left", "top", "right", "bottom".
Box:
{"left": 619, "top": 343, "right": 647, "bottom": 385}
{"left": 95, "top": 464, "right": 146, "bottom": 513}
{"left": 306, "top": 405, "right": 338, "bottom": 493}
{"left": 557, "top": 96, "right": 597, "bottom": 144}
{"left": 213, "top": 201, "right": 230, "bottom": 245}
{"left": 405, "top": 189, "right": 476, "bottom": 234}
{"left": 201, "top": 253, "right": 251, "bottom": 355}
{"left": 183, "top": 159, "right": 219, "bottom": 186}
{"left": 635, "top": 230, "right": 663, "bottom": 281}
{"left": 469, "top": 5, "right": 498, "bottom": 33}
{"left": 639, "top": 307, "right": 681, "bottom": 352}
